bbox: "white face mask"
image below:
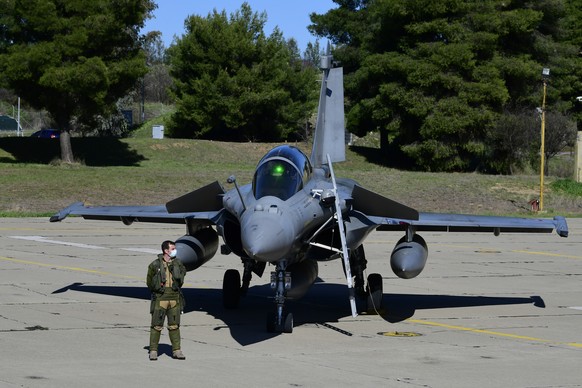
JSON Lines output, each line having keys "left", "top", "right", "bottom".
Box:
{"left": 169, "top": 249, "right": 177, "bottom": 258}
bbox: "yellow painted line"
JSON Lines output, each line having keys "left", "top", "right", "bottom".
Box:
{"left": 407, "top": 319, "right": 582, "bottom": 349}
{"left": 0, "top": 255, "right": 196, "bottom": 287}
{"left": 0, "top": 255, "right": 140, "bottom": 280}
{"left": 511, "top": 250, "right": 582, "bottom": 260}
{"left": 435, "top": 243, "right": 582, "bottom": 260}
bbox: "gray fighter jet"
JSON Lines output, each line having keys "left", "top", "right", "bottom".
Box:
{"left": 51, "top": 51, "right": 568, "bottom": 333}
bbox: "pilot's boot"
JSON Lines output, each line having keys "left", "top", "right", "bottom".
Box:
{"left": 168, "top": 328, "right": 185, "bottom": 359}
{"left": 172, "top": 349, "right": 185, "bottom": 360}
{"left": 149, "top": 328, "right": 161, "bottom": 360}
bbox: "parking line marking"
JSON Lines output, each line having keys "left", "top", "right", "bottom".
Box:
{"left": 8, "top": 236, "right": 159, "bottom": 254}
{"left": 512, "top": 250, "right": 582, "bottom": 260}
{"left": 434, "top": 243, "right": 582, "bottom": 260}
{"left": 121, "top": 248, "right": 159, "bottom": 254}
{"left": 407, "top": 319, "right": 582, "bottom": 349}
{"left": 0, "top": 255, "right": 139, "bottom": 280}
{"left": 10, "top": 236, "right": 105, "bottom": 250}
{"left": 0, "top": 255, "right": 195, "bottom": 287}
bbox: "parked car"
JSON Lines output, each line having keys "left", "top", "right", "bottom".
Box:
{"left": 30, "top": 129, "right": 60, "bottom": 138}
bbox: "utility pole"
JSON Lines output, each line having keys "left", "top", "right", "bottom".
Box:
{"left": 17, "top": 97, "right": 21, "bottom": 136}
{"left": 539, "top": 68, "right": 550, "bottom": 212}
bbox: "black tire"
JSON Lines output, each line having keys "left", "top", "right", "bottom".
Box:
{"left": 366, "top": 273, "right": 383, "bottom": 313}
{"left": 223, "top": 269, "right": 241, "bottom": 309}
{"left": 266, "top": 312, "right": 277, "bottom": 333}
{"left": 283, "top": 312, "right": 293, "bottom": 334}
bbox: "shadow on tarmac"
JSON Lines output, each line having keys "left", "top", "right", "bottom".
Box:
{"left": 52, "top": 281, "right": 543, "bottom": 345}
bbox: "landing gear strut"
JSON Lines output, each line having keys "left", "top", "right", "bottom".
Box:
{"left": 366, "top": 273, "right": 383, "bottom": 314}
{"left": 348, "top": 245, "right": 384, "bottom": 313}
{"left": 266, "top": 261, "right": 293, "bottom": 333}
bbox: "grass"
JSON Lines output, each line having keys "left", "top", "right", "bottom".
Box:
{"left": 1, "top": 133, "right": 581, "bottom": 218}
{"left": 551, "top": 179, "right": 582, "bottom": 197}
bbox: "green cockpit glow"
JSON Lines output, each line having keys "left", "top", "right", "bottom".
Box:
{"left": 272, "top": 164, "right": 285, "bottom": 176}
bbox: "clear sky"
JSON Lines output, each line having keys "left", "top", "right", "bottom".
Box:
{"left": 142, "top": 0, "right": 337, "bottom": 51}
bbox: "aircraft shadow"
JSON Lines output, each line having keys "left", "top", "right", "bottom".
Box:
{"left": 52, "top": 282, "right": 543, "bottom": 346}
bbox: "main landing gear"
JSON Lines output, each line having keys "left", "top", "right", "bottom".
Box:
{"left": 364, "top": 273, "right": 383, "bottom": 314}
{"left": 350, "top": 246, "right": 384, "bottom": 314}
{"left": 222, "top": 259, "right": 266, "bottom": 309}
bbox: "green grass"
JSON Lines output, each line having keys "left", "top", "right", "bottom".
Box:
{"left": 130, "top": 103, "right": 175, "bottom": 139}
{"left": 551, "top": 179, "right": 582, "bottom": 197}
{"left": 1, "top": 135, "right": 581, "bottom": 217}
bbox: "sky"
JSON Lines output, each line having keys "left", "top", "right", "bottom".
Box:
{"left": 142, "top": 0, "right": 337, "bottom": 51}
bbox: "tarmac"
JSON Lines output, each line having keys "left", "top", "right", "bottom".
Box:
{"left": 0, "top": 216, "right": 581, "bottom": 387}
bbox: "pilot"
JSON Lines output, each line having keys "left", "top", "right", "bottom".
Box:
{"left": 146, "top": 240, "right": 187, "bottom": 361}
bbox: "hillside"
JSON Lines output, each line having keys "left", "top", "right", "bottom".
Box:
{"left": 1, "top": 135, "right": 581, "bottom": 217}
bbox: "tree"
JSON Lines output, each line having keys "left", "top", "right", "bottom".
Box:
{"left": 167, "top": 3, "right": 318, "bottom": 141}
{"left": 541, "top": 111, "right": 577, "bottom": 173}
{"left": 303, "top": 40, "right": 322, "bottom": 69}
{"left": 0, "top": 0, "right": 155, "bottom": 162}
{"left": 142, "top": 31, "right": 172, "bottom": 104}
{"left": 485, "top": 109, "right": 538, "bottom": 174}
{"left": 310, "top": 0, "right": 582, "bottom": 172}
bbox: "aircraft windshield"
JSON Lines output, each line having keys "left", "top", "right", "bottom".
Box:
{"left": 253, "top": 146, "right": 312, "bottom": 200}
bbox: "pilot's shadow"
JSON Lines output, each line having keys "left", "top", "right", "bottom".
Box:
{"left": 143, "top": 344, "right": 174, "bottom": 359}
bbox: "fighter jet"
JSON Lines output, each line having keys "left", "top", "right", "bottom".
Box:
{"left": 51, "top": 50, "right": 568, "bottom": 333}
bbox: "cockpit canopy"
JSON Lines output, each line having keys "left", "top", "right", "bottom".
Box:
{"left": 253, "top": 145, "right": 312, "bottom": 200}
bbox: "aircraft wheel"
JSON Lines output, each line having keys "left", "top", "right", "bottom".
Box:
{"left": 266, "top": 311, "right": 293, "bottom": 333}
{"left": 283, "top": 312, "right": 293, "bottom": 333}
{"left": 223, "top": 269, "right": 241, "bottom": 309}
{"left": 266, "top": 312, "right": 277, "bottom": 333}
{"left": 366, "top": 273, "right": 383, "bottom": 314}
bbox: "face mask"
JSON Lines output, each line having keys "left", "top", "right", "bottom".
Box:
{"left": 169, "top": 249, "right": 177, "bottom": 258}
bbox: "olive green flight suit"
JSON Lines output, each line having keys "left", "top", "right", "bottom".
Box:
{"left": 146, "top": 254, "right": 187, "bottom": 352}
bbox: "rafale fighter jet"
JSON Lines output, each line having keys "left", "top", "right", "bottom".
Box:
{"left": 51, "top": 51, "right": 568, "bottom": 333}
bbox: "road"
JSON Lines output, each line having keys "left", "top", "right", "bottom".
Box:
{"left": 1, "top": 217, "right": 581, "bottom": 387}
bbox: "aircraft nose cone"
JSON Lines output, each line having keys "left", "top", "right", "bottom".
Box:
{"left": 241, "top": 205, "right": 295, "bottom": 261}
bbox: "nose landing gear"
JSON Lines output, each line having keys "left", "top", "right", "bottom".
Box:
{"left": 266, "top": 261, "right": 293, "bottom": 333}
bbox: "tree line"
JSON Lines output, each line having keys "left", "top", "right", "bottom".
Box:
{"left": 310, "top": 0, "right": 582, "bottom": 173}
{"left": 1, "top": 0, "right": 581, "bottom": 174}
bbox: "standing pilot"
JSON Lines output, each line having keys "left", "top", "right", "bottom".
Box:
{"left": 146, "top": 240, "right": 187, "bottom": 360}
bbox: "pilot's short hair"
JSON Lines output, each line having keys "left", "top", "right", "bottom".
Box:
{"left": 161, "top": 240, "right": 175, "bottom": 252}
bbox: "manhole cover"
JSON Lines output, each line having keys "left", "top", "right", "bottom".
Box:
{"left": 378, "top": 331, "right": 422, "bottom": 337}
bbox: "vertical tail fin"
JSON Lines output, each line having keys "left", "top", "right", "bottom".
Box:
{"left": 310, "top": 45, "right": 345, "bottom": 168}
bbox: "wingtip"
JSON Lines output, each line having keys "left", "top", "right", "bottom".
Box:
{"left": 49, "top": 202, "right": 84, "bottom": 222}
{"left": 553, "top": 216, "right": 568, "bottom": 238}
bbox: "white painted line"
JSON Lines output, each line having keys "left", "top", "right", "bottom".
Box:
{"left": 121, "top": 248, "right": 159, "bottom": 254}
{"left": 568, "top": 307, "right": 582, "bottom": 311}
{"left": 10, "top": 236, "right": 106, "bottom": 250}
{"left": 9, "top": 236, "right": 159, "bottom": 254}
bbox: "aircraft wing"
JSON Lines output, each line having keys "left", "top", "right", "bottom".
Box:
{"left": 370, "top": 212, "right": 568, "bottom": 237}
{"left": 49, "top": 201, "right": 223, "bottom": 225}
{"left": 50, "top": 181, "right": 226, "bottom": 226}
{"left": 349, "top": 184, "right": 568, "bottom": 237}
